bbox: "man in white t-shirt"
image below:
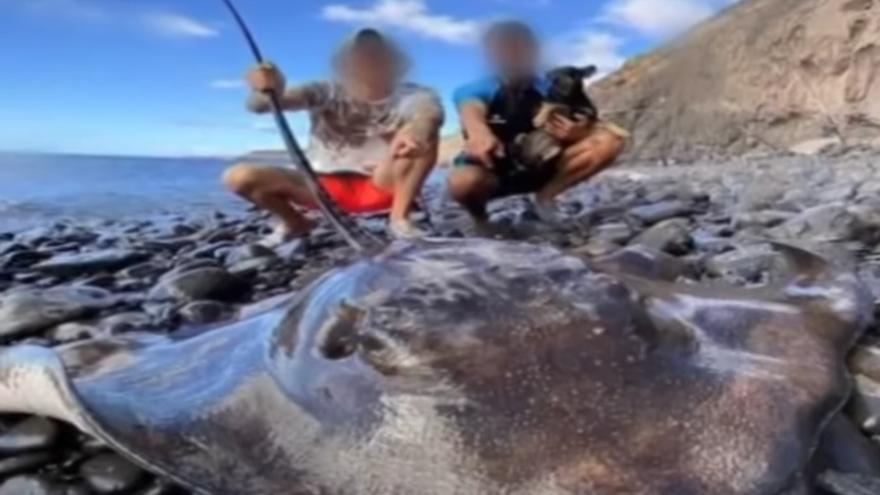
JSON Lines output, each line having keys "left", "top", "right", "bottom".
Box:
{"left": 223, "top": 28, "right": 444, "bottom": 244}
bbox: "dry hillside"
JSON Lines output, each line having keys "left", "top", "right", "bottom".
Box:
{"left": 589, "top": 0, "right": 880, "bottom": 161}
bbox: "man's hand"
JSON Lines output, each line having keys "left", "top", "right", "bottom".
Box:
{"left": 391, "top": 133, "right": 423, "bottom": 159}
{"left": 546, "top": 114, "right": 591, "bottom": 144}
{"left": 247, "top": 63, "right": 286, "bottom": 94}
{"left": 465, "top": 131, "right": 504, "bottom": 168}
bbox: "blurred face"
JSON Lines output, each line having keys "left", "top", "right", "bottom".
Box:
{"left": 341, "top": 41, "right": 400, "bottom": 89}
{"left": 487, "top": 35, "right": 540, "bottom": 81}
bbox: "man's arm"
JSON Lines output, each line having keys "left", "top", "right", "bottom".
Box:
{"left": 459, "top": 102, "right": 494, "bottom": 144}
{"left": 403, "top": 90, "right": 445, "bottom": 143}
{"left": 244, "top": 63, "right": 329, "bottom": 114}
{"left": 246, "top": 84, "right": 329, "bottom": 114}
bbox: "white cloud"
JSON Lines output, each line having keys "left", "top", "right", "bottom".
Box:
{"left": 321, "top": 0, "right": 480, "bottom": 44}
{"left": 601, "top": 0, "right": 720, "bottom": 37}
{"left": 1, "top": 0, "right": 107, "bottom": 21}
{"left": 552, "top": 31, "right": 627, "bottom": 78}
{"left": 142, "top": 13, "right": 220, "bottom": 38}
{"left": 210, "top": 79, "right": 245, "bottom": 90}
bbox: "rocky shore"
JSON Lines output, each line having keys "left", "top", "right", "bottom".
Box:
{"left": 3, "top": 150, "right": 880, "bottom": 493}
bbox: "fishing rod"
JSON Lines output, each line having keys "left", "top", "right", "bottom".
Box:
{"left": 219, "top": 0, "right": 380, "bottom": 252}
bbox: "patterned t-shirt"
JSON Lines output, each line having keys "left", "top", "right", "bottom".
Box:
{"left": 251, "top": 81, "right": 444, "bottom": 175}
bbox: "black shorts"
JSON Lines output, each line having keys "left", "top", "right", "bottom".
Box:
{"left": 454, "top": 155, "right": 557, "bottom": 198}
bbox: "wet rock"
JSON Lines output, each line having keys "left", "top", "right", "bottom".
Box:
{"left": 0, "top": 417, "right": 59, "bottom": 454}
{"left": 0, "top": 451, "right": 55, "bottom": 477}
{"left": 819, "top": 471, "right": 880, "bottom": 495}
{"left": 185, "top": 241, "right": 235, "bottom": 260}
{"left": 149, "top": 268, "right": 249, "bottom": 303}
{"left": 80, "top": 453, "right": 146, "bottom": 494}
{"left": 629, "top": 218, "right": 693, "bottom": 255}
{"left": 0, "top": 250, "right": 51, "bottom": 270}
{"left": 850, "top": 341, "right": 880, "bottom": 383}
{"left": 849, "top": 374, "right": 880, "bottom": 435}
{"left": 170, "top": 259, "right": 220, "bottom": 274}
{"left": 731, "top": 210, "right": 795, "bottom": 229}
{"left": 228, "top": 256, "right": 280, "bottom": 279}
{"left": 774, "top": 204, "right": 866, "bottom": 242}
{"left": 275, "top": 239, "right": 308, "bottom": 263}
{"left": 33, "top": 249, "right": 149, "bottom": 277}
{"left": 627, "top": 200, "right": 694, "bottom": 225}
{"left": 179, "top": 301, "right": 231, "bottom": 325}
{"left": 0, "top": 287, "right": 114, "bottom": 340}
{"left": 99, "top": 312, "right": 152, "bottom": 334}
{"left": 593, "top": 246, "right": 696, "bottom": 281}
{"left": 705, "top": 245, "right": 787, "bottom": 284}
{"left": 0, "top": 475, "right": 56, "bottom": 495}
{"left": 814, "top": 416, "right": 880, "bottom": 477}
{"left": 77, "top": 274, "right": 117, "bottom": 289}
{"left": 48, "top": 322, "right": 102, "bottom": 343}
{"left": 134, "top": 480, "right": 184, "bottom": 495}
{"left": 591, "top": 222, "right": 634, "bottom": 245}
{"left": 118, "top": 261, "right": 169, "bottom": 281}
{"left": 224, "top": 244, "right": 276, "bottom": 266}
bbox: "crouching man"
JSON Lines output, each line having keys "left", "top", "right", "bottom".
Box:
{"left": 224, "top": 28, "right": 444, "bottom": 244}
{"left": 449, "top": 21, "right": 628, "bottom": 232}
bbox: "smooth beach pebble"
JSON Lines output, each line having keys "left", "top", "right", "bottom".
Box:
{"left": 80, "top": 453, "right": 146, "bottom": 494}
{"left": 0, "top": 475, "right": 57, "bottom": 495}
{"left": 0, "top": 416, "right": 59, "bottom": 454}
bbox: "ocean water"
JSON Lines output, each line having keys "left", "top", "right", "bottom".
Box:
{"left": 0, "top": 153, "right": 246, "bottom": 233}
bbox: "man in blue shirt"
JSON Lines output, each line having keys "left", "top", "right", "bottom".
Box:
{"left": 449, "top": 21, "right": 628, "bottom": 231}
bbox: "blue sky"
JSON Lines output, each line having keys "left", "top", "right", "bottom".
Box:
{"left": 0, "top": 0, "right": 734, "bottom": 157}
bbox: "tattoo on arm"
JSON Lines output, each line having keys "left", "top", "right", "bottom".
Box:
{"left": 246, "top": 82, "right": 329, "bottom": 114}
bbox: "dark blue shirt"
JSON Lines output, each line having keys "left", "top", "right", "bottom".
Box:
{"left": 453, "top": 76, "right": 551, "bottom": 145}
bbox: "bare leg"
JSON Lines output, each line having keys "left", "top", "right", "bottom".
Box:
{"left": 222, "top": 163, "right": 315, "bottom": 234}
{"left": 373, "top": 136, "right": 439, "bottom": 227}
{"left": 536, "top": 128, "right": 626, "bottom": 203}
{"left": 447, "top": 165, "right": 500, "bottom": 222}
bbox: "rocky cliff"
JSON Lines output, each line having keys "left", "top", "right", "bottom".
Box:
{"left": 589, "top": 0, "right": 880, "bottom": 162}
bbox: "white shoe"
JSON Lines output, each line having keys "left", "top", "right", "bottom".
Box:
{"left": 389, "top": 219, "right": 428, "bottom": 239}
{"left": 533, "top": 196, "right": 561, "bottom": 223}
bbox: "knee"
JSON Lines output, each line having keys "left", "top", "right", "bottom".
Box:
{"left": 447, "top": 169, "right": 492, "bottom": 203}
{"left": 222, "top": 163, "right": 259, "bottom": 196}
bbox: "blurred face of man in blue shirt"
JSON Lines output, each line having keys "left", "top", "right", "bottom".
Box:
{"left": 484, "top": 22, "right": 541, "bottom": 83}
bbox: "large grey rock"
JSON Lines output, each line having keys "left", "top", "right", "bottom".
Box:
{"left": 179, "top": 301, "right": 231, "bottom": 325}
{"left": 849, "top": 374, "right": 880, "bottom": 435}
{"left": 773, "top": 204, "right": 867, "bottom": 242}
{"left": 819, "top": 471, "right": 880, "bottom": 495}
{"left": 0, "top": 452, "right": 54, "bottom": 477}
{"left": 705, "top": 245, "right": 788, "bottom": 284}
{"left": 79, "top": 453, "right": 146, "bottom": 494}
{"left": 627, "top": 200, "right": 694, "bottom": 225}
{"left": 0, "top": 476, "right": 57, "bottom": 495}
{"left": 33, "top": 249, "right": 149, "bottom": 277}
{"left": 629, "top": 218, "right": 693, "bottom": 255}
{"left": 0, "top": 287, "right": 114, "bottom": 340}
{"left": 149, "top": 267, "right": 249, "bottom": 303}
{"left": 224, "top": 244, "right": 276, "bottom": 266}
{"left": 0, "top": 417, "right": 59, "bottom": 454}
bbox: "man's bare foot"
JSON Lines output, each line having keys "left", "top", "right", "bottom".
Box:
{"left": 389, "top": 218, "right": 428, "bottom": 239}
{"left": 532, "top": 195, "right": 560, "bottom": 223}
{"left": 463, "top": 216, "right": 509, "bottom": 239}
{"left": 258, "top": 220, "right": 313, "bottom": 248}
